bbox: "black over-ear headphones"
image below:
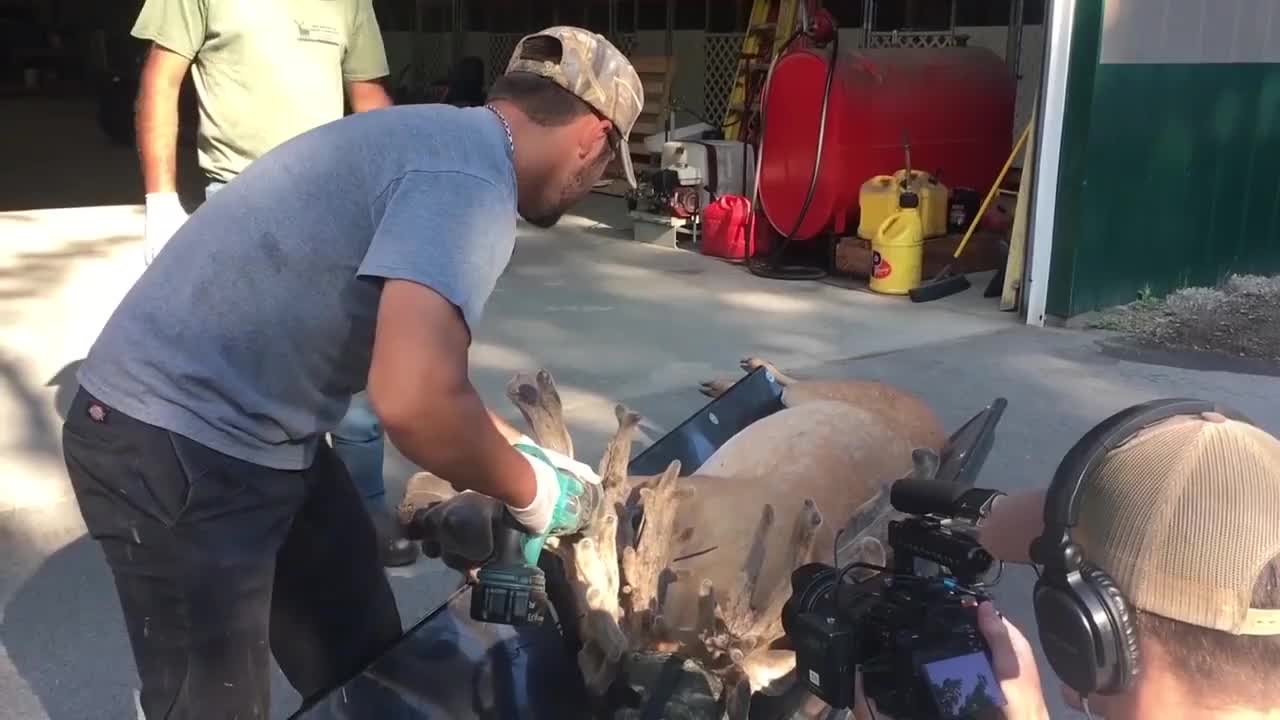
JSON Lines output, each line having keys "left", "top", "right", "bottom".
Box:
{"left": 1029, "top": 397, "right": 1255, "bottom": 697}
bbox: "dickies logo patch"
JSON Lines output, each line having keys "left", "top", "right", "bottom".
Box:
{"left": 87, "top": 401, "right": 109, "bottom": 423}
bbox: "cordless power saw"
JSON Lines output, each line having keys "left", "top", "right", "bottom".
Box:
{"left": 469, "top": 478, "right": 602, "bottom": 627}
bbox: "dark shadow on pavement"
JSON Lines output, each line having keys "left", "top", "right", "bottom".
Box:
{"left": 46, "top": 359, "right": 84, "bottom": 423}
{"left": 0, "top": 234, "right": 137, "bottom": 303}
{"left": 0, "top": 356, "right": 59, "bottom": 459}
{"left": 1, "top": 532, "right": 139, "bottom": 720}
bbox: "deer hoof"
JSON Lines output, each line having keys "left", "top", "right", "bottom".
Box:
{"left": 699, "top": 379, "right": 734, "bottom": 398}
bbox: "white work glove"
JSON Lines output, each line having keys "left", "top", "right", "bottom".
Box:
{"left": 506, "top": 434, "right": 602, "bottom": 536}
{"left": 143, "top": 192, "right": 189, "bottom": 265}
{"left": 512, "top": 435, "right": 601, "bottom": 485}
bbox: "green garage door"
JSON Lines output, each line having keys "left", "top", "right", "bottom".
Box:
{"left": 1047, "top": 0, "right": 1280, "bottom": 318}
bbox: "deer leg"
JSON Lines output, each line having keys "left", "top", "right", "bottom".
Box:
{"left": 505, "top": 368, "right": 574, "bottom": 457}
{"left": 739, "top": 356, "right": 798, "bottom": 385}
{"left": 700, "top": 357, "right": 796, "bottom": 399}
{"left": 698, "top": 378, "right": 737, "bottom": 399}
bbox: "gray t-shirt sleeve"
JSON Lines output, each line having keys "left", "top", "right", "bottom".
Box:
{"left": 358, "top": 170, "right": 515, "bottom": 331}
{"left": 343, "top": 0, "right": 390, "bottom": 81}
{"left": 130, "top": 0, "right": 207, "bottom": 59}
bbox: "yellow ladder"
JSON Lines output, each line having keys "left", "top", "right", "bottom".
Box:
{"left": 720, "top": 0, "right": 807, "bottom": 142}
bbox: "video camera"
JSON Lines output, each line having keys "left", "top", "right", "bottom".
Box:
{"left": 781, "top": 399, "right": 1011, "bottom": 720}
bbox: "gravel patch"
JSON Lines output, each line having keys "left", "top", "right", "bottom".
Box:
{"left": 1087, "top": 274, "right": 1280, "bottom": 364}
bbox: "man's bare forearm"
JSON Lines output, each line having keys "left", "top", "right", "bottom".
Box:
{"left": 135, "top": 46, "right": 189, "bottom": 194}
{"left": 977, "top": 490, "right": 1047, "bottom": 565}
{"left": 380, "top": 385, "right": 536, "bottom": 508}
{"left": 347, "top": 79, "right": 393, "bottom": 113}
{"left": 488, "top": 410, "right": 526, "bottom": 443}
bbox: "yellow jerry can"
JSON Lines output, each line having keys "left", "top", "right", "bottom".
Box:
{"left": 869, "top": 191, "right": 925, "bottom": 295}
{"left": 857, "top": 171, "right": 949, "bottom": 240}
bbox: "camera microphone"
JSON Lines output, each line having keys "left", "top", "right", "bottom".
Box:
{"left": 891, "top": 478, "right": 1008, "bottom": 528}
{"left": 890, "top": 478, "right": 968, "bottom": 516}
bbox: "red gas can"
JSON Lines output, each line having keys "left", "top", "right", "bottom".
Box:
{"left": 757, "top": 46, "right": 1016, "bottom": 242}
{"left": 701, "top": 194, "right": 756, "bottom": 260}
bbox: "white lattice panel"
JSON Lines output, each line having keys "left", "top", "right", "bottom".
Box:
{"left": 868, "top": 31, "right": 969, "bottom": 49}
{"left": 704, "top": 32, "right": 746, "bottom": 127}
{"left": 488, "top": 33, "right": 523, "bottom": 85}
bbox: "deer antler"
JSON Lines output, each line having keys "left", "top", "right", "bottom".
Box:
{"left": 694, "top": 498, "right": 823, "bottom": 665}
{"left": 572, "top": 404, "right": 642, "bottom": 618}
{"left": 620, "top": 459, "right": 689, "bottom": 644}
{"left": 565, "top": 403, "right": 645, "bottom": 696}
{"left": 505, "top": 369, "right": 573, "bottom": 456}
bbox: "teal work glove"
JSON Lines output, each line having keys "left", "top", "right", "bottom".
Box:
{"left": 506, "top": 439, "right": 602, "bottom": 565}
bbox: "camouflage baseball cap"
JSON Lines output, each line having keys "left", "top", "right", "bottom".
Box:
{"left": 505, "top": 26, "right": 645, "bottom": 188}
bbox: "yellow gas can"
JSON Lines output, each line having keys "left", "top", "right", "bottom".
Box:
{"left": 857, "top": 171, "right": 949, "bottom": 240}
{"left": 893, "top": 169, "right": 949, "bottom": 239}
{"left": 856, "top": 175, "right": 900, "bottom": 241}
{"left": 869, "top": 192, "right": 925, "bottom": 295}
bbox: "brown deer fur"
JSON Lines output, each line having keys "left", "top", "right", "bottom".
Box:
{"left": 398, "top": 356, "right": 946, "bottom": 718}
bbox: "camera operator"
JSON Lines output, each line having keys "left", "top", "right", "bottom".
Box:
{"left": 947, "top": 404, "right": 1280, "bottom": 720}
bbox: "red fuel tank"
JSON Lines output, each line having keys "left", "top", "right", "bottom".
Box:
{"left": 757, "top": 46, "right": 1016, "bottom": 241}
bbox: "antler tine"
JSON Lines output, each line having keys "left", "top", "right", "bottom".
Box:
{"left": 620, "top": 459, "right": 687, "bottom": 641}
{"left": 748, "top": 498, "right": 823, "bottom": 642}
{"left": 505, "top": 368, "right": 573, "bottom": 457}
{"left": 577, "top": 609, "right": 629, "bottom": 696}
{"left": 572, "top": 403, "right": 642, "bottom": 621}
{"left": 719, "top": 503, "right": 775, "bottom": 638}
{"left": 721, "top": 665, "right": 754, "bottom": 720}
{"left": 694, "top": 499, "right": 823, "bottom": 664}
{"left": 599, "top": 403, "right": 642, "bottom": 499}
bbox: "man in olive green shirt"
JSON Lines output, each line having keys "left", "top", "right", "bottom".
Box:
{"left": 129, "top": 0, "right": 418, "bottom": 568}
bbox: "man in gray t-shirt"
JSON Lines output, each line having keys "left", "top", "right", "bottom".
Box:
{"left": 62, "top": 27, "right": 643, "bottom": 718}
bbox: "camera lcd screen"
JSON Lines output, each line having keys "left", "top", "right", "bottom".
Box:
{"left": 920, "top": 651, "right": 1007, "bottom": 719}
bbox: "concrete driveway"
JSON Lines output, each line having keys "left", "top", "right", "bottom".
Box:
{"left": 3, "top": 196, "right": 1275, "bottom": 719}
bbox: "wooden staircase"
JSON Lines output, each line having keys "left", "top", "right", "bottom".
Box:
{"left": 600, "top": 54, "right": 677, "bottom": 188}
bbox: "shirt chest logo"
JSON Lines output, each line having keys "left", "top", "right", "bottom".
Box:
{"left": 294, "top": 20, "right": 342, "bottom": 47}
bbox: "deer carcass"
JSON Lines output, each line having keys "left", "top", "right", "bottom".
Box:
{"left": 400, "top": 356, "right": 946, "bottom": 719}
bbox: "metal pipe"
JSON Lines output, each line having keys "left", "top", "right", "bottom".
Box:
{"left": 451, "top": 0, "right": 465, "bottom": 67}
{"left": 665, "top": 0, "right": 674, "bottom": 56}
{"left": 1006, "top": 0, "right": 1026, "bottom": 73}
{"left": 412, "top": 0, "right": 425, "bottom": 91}
{"left": 862, "top": 0, "right": 874, "bottom": 47}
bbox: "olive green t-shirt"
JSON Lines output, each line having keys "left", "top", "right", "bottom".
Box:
{"left": 131, "top": 0, "right": 390, "bottom": 183}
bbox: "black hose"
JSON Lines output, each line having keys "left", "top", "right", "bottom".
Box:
{"left": 746, "top": 26, "right": 840, "bottom": 281}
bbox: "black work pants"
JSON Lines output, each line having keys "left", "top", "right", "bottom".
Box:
{"left": 61, "top": 387, "right": 403, "bottom": 719}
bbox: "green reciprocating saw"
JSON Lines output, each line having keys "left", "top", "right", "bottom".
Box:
{"left": 470, "top": 464, "right": 603, "bottom": 627}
